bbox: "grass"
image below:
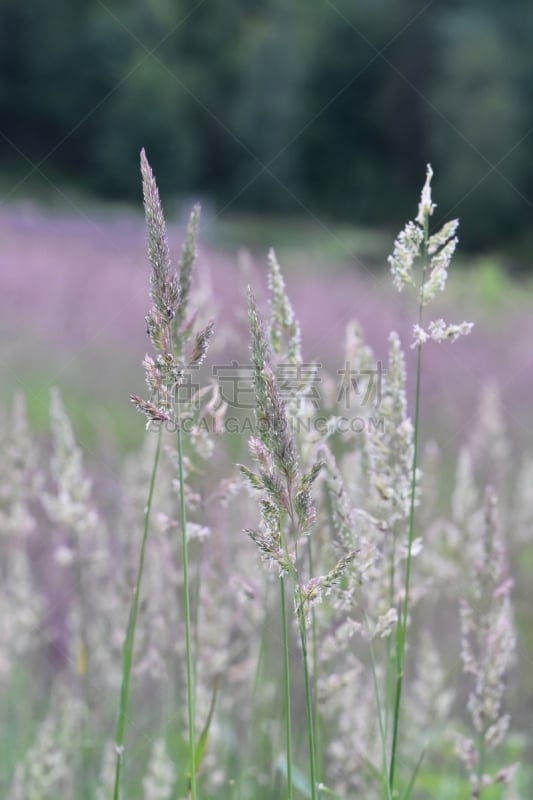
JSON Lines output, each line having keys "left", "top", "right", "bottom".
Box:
{"left": 0, "top": 160, "right": 529, "bottom": 800}
{"left": 2, "top": 373, "right": 143, "bottom": 454}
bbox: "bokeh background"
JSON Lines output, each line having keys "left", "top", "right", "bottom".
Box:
{"left": 1, "top": 0, "right": 533, "bottom": 452}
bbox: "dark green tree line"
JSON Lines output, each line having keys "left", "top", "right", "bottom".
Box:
{"left": 1, "top": 0, "right": 532, "bottom": 248}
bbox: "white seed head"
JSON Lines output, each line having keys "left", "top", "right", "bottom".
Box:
{"left": 416, "top": 163, "right": 436, "bottom": 226}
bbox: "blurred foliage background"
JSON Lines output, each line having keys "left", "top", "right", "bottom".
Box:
{"left": 1, "top": 0, "right": 533, "bottom": 257}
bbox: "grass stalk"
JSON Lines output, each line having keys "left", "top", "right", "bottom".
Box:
{"left": 280, "top": 576, "right": 294, "bottom": 800}
{"left": 176, "top": 414, "right": 197, "bottom": 800}
{"left": 281, "top": 518, "right": 318, "bottom": 800}
{"left": 363, "top": 608, "right": 393, "bottom": 800}
{"left": 389, "top": 221, "right": 428, "bottom": 795}
{"left": 296, "top": 602, "right": 319, "bottom": 800}
{"left": 287, "top": 505, "right": 319, "bottom": 800}
{"left": 237, "top": 592, "right": 273, "bottom": 798}
{"left": 113, "top": 428, "right": 162, "bottom": 800}
{"left": 384, "top": 531, "right": 398, "bottom": 744}
{"left": 306, "top": 537, "right": 323, "bottom": 785}
{"left": 73, "top": 545, "right": 92, "bottom": 799}
{"left": 476, "top": 729, "right": 486, "bottom": 800}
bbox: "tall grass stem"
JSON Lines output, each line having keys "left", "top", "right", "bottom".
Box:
{"left": 280, "top": 576, "right": 294, "bottom": 800}
{"left": 113, "top": 429, "right": 162, "bottom": 800}
{"left": 296, "top": 606, "right": 318, "bottom": 800}
{"left": 389, "top": 221, "right": 428, "bottom": 794}
{"left": 363, "top": 608, "right": 393, "bottom": 800}
{"left": 307, "top": 538, "right": 323, "bottom": 785}
{"left": 176, "top": 415, "right": 197, "bottom": 800}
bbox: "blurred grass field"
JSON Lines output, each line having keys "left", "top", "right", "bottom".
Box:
{"left": 2, "top": 195, "right": 533, "bottom": 457}
{"left": 1, "top": 191, "right": 533, "bottom": 798}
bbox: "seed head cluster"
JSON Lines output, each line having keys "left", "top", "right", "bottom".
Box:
{"left": 131, "top": 150, "right": 214, "bottom": 429}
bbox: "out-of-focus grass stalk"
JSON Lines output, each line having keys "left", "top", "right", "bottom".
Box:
{"left": 389, "top": 217, "right": 429, "bottom": 795}
{"left": 363, "top": 607, "right": 393, "bottom": 800}
{"left": 279, "top": 551, "right": 319, "bottom": 800}
{"left": 284, "top": 510, "right": 318, "bottom": 800}
{"left": 287, "top": 532, "right": 318, "bottom": 800}
{"left": 306, "top": 537, "right": 323, "bottom": 785}
{"left": 175, "top": 404, "right": 197, "bottom": 800}
{"left": 73, "top": 542, "right": 91, "bottom": 799}
{"left": 476, "top": 723, "right": 486, "bottom": 799}
{"left": 280, "top": 576, "right": 294, "bottom": 800}
{"left": 113, "top": 429, "right": 162, "bottom": 800}
{"left": 237, "top": 592, "right": 273, "bottom": 798}
{"left": 295, "top": 602, "right": 318, "bottom": 800}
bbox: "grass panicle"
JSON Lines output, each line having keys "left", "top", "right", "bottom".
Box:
{"left": 388, "top": 164, "right": 474, "bottom": 796}
{"left": 115, "top": 151, "right": 214, "bottom": 800}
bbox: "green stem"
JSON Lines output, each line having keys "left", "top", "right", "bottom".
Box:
{"left": 476, "top": 728, "right": 486, "bottom": 800}
{"left": 238, "top": 597, "right": 271, "bottom": 799}
{"left": 74, "top": 541, "right": 91, "bottom": 799}
{"left": 389, "top": 340, "right": 422, "bottom": 793}
{"left": 284, "top": 494, "right": 318, "bottom": 800}
{"left": 280, "top": 576, "right": 294, "bottom": 800}
{"left": 307, "top": 537, "right": 323, "bottom": 784}
{"left": 389, "top": 222, "right": 428, "bottom": 795}
{"left": 363, "top": 608, "right": 393, "bottom": 800}
{"left": 384, "top": 528, "right": 398, "bottom": 743}
{"left": 296, "top": 604, "right": 319, "bottom": 800}
{"left": 113, "top": 429, "right": 162, "bottom": 800}
{"left": 176, "top": 418, "right": 197, "bottom": 800}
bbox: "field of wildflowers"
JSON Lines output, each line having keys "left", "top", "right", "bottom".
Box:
{"left": 0, "top": 156, "right": 531, "bottom": 799}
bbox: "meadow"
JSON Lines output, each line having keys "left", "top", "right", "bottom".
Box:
{"left": 0, "top": 159, "right": 532, "bottom": 799}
